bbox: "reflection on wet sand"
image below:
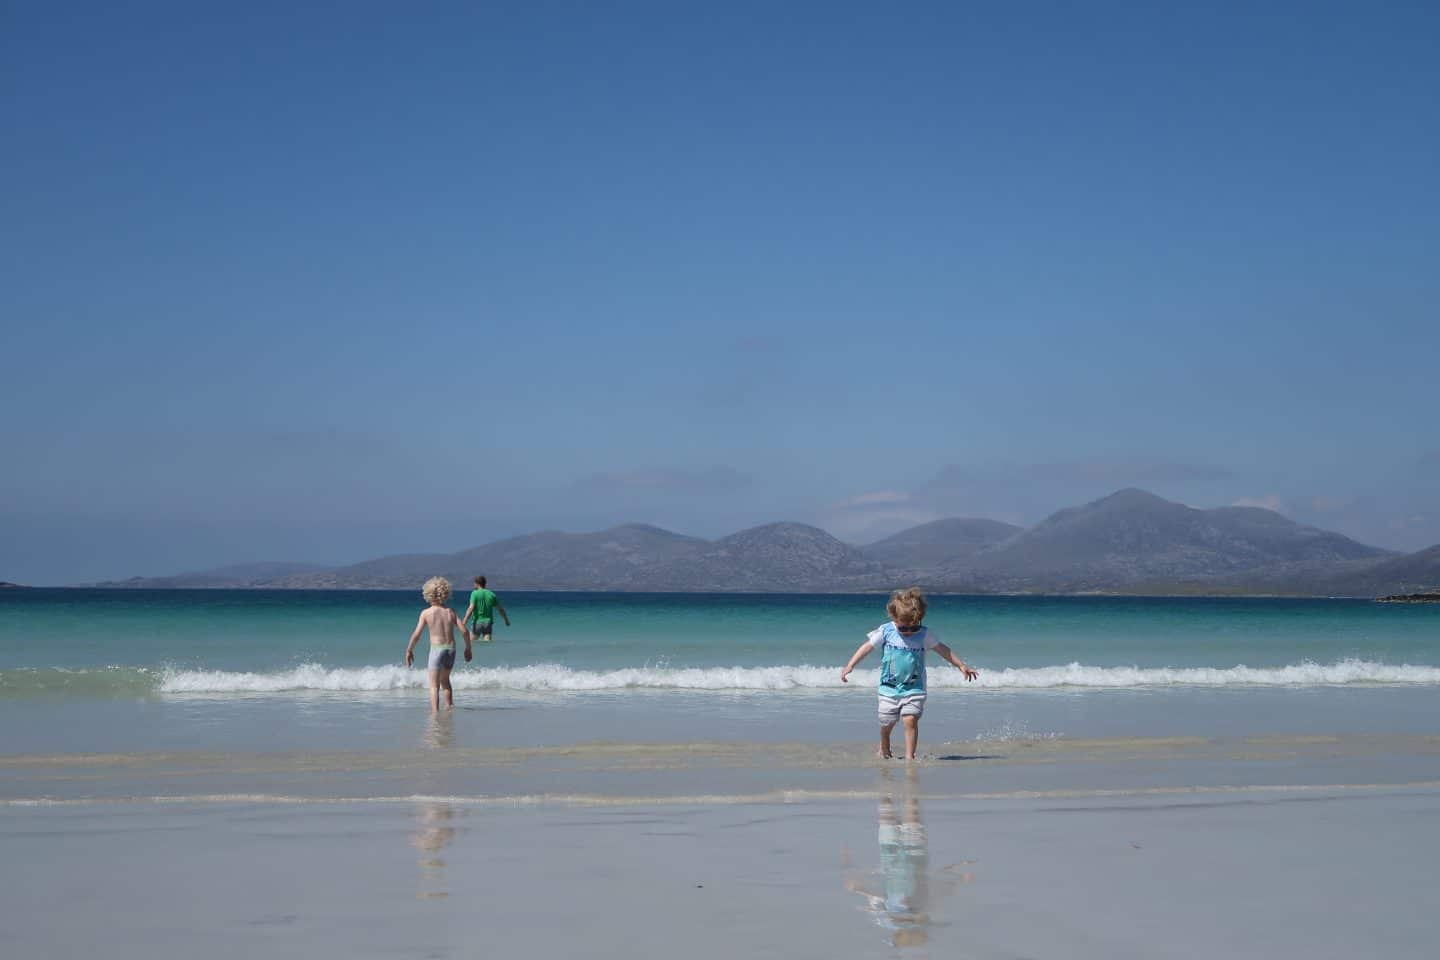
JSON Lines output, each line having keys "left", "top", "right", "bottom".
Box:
{"left": 414, "top": 712, "right": 457, "bottom": 899}
{"left": 412, "top": 800, "right": 456, "bottom": 900}
{"left": 844, "top": 767, "right": 973, "bottom": 947}
{"left": 422, "top": 711, "right": 455, "bottom": 751}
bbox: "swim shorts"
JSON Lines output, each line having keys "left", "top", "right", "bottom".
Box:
{"left": 878, "top": 693, "right": 926, "bottom": 725}
{"left": 471, "top": 619, "right": 493, "bottom": 639}
{"left": 428, "top": 645, "right": 456, "bottom": 671}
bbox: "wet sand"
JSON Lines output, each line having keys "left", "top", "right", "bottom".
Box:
{"left": 4, "top": 729, "right": 1439, "bottom": 804}
{"left": 3, "top": 732, "right": 1440, "bottom": 958}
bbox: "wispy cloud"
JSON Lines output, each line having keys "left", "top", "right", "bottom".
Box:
{"left": 1281, "top": 488, "right": 1440, "bottom": 553}
{"left": 916, "top": 457, "right": 1230, "bottom": 519}
{"left": 817, "top": 457, "right": 1231, "bottom": 541}
{"left": 578, "top": 465, "right": 752, "bottom": 496}
{"left": 1233, "top": 495, "right": 1285, "bottom": 512}
{"left": 818, "top": 505, "right": 943, "bottom": 542}
{"left": 930, "top": 458, "right": 1231, "bottom": 489}
{"left": 829, "top": 490, "right": 912, "bottom": 509}
{"left": 1387, "top": 513, "right": 1431, "bottom": 531}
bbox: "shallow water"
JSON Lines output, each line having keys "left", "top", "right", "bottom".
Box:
{"left": 2, "top": 589, "right": 1437, "bottom": 762}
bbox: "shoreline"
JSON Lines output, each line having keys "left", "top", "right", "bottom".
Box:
{"left": 23, "top": 584, "right": 1405, "bottom": 599}
{"left": 7, "top": 732, "right": 1439, "bottom": 806}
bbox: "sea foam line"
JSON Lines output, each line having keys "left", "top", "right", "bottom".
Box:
{"left": 8, "top": 780, "right": 1440, "bottom": 809}
{"left": 152, "top": 659, "right": 1440, "bottom": 694}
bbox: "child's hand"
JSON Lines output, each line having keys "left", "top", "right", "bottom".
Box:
{"left": 464, "top": 646, "right": 473, "bottom": 662}
{"left": 840, "top": 667, "right": 852, "bottom": 683}
{"left": 405, "top": 650, "right": 414, "bottom": 667}
{"left": 961, "top": 665, "right": 979, "bottom": 681}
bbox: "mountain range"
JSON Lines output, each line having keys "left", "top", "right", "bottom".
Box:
{"left": 92, "top": 489, "right": 1440, "bottom": 597}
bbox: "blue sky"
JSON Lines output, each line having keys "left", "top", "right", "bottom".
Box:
{"left": 3, "top": 1, "right": 1437, "bottom": 583}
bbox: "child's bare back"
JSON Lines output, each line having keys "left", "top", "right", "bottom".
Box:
{"left": 419, "top": 605, "right": 462, "bottom": 645}
{"left": 404, "top": 577, "right": 472, "bottom": 712}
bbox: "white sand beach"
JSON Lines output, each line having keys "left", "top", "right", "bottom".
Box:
{"left": 4, "top": 730, "right": 1439, "bottom": 959}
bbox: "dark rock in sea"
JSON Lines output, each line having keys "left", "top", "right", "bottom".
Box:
{"left": 1376, "top": 593, "right": 1440, "bottom": 603}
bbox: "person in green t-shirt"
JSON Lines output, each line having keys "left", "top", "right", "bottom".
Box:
{"left": 461, "top": 575, "right": 511, "bottom": 654}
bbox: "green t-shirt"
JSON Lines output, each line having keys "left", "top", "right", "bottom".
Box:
{"left": 469, "top": 588, "right": 499, "bottom": 624}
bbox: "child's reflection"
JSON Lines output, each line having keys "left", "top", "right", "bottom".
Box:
{"left": 422, "top": 710, "right": 455, "bottom": 750}
{"left": 844, "top": 768, "right": 973, "bottom": 947}
{"left": 414, "top": 712, "right": 457, "bottom": 899}
{"left": 412, "top": 800, "right": 456, "bottom": 900}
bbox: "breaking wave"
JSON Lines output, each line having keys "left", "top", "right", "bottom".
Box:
{"left": 4, "top": 660, "right": 1439, "bottom": 697}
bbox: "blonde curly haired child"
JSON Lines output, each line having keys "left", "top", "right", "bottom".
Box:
{"left": 841, "top": 588, "right": 978, "bottom": 760}
{"left": 405, "top": 577, "right": 470, "bottom": 711}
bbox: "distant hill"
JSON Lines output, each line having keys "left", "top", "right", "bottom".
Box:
{"left": 93, "top": 561, "right": 333, "bottom": 589}
{"left": 191, "top": 561, "right": 332, "bottom": 580}
{"left": 273, "top": 524, "right": 709, "bottom": 590}
{"left": 863, "top": 518, "right": 1022, "bottom": 570}
{"left": 456, "top": 523, "right": 708, "bottom": 587}
{"left": 928, "top": 489, "right": 1392, "bottom": 592}
{"left": 89, "top": 489, "right": 1436, "bottom": 597}
{"left": 618, "top": 522, "right": 892, "bottom": 592}
{"left": 268, "top": 521, "right": 883, "bottom": 592}
{"left": 1307, "top": 544, "right": 1440, "bottom": 597}
{"left": 282, "top": 551, "right": 449, "bottom": 588}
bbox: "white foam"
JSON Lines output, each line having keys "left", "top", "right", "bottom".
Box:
{"left": 8, "top": 780, "right": 1440, "bottom": 809}
{"left": 975, "top": 660, "right": 1440, "bottom": 688}
{"left": 156, "top": 658, "right": 1440, "bottom": 694}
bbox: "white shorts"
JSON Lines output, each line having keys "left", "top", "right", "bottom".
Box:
{"left": 878, "top": 693, "right": 926, "bottom": 724}
{"left": 427, "top": 645, "right": 456, "bottom": 671}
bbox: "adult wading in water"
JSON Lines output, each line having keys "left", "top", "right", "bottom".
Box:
{"left": 461, "top": 576, "right": 510, "bottom": 656}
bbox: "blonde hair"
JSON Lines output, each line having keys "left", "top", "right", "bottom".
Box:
{"left": 421, "top": 576, "right": 452, "bottom": 605}
{"left": 886, "top": 587, "right": 927, "bottom": 627}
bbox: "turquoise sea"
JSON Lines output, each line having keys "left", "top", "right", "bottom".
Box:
{"left": 4, "top": 588, "right": 1440, "bottom": 683}
{"left": 6, "top": 587, "right": 1440, "bottom": 960}
{"left": 2, "top": 588, "right": 1438, "bottom": 762}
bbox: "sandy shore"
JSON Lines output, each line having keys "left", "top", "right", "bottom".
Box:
{"left": 4, "top": 728, "right": 1439, "bottom": 803}
{"left": 3, "top": 731, "right": 1440, "bottom": 958}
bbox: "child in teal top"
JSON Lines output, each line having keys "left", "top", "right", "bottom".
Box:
{"left": 841, "top": 588, "right": 978, "bottom": 760}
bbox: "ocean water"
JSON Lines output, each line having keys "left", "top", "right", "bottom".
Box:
{"left": 7, "top": 588, "right": 1438, "bottom": 959}
{"left": 3, "top": 588, "right": 1438, "bottom": 689}
{"left": 1, "top": 589, "right": 1438, "bottom": 759}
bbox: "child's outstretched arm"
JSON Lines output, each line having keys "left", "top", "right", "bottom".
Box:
{"left": 932, "top": 642, "right": 978, "bottom": 681}
{"left": 840, "top": 641, "right": 874, "bottom": 683}
{"left": 404, "top": 614, "right": 425, "bottom": 667}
